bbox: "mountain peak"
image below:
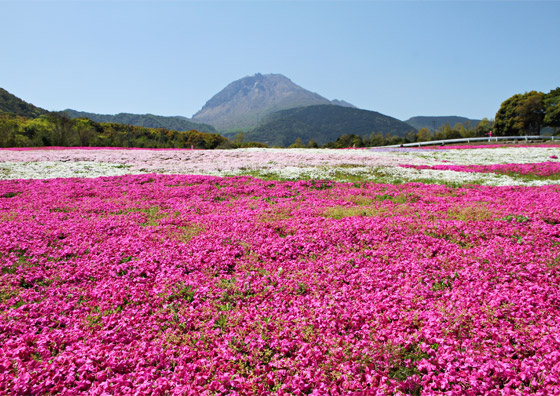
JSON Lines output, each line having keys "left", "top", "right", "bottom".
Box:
{"left": 192, "top": 74, "right": 351, "bottom": 131}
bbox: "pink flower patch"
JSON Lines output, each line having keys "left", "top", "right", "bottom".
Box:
{"left": 1, "top": 174, "right": 559, "bottom": 394}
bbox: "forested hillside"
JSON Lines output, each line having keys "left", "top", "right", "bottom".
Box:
{"left": 239, "top": 105, "right": 414, "bottom": 147}
{"left": 405, "top": 116, "right": 481, "bottom": 131}
{"left": 64, "top": 109, "right": 217, "bottom": 134}
{"left": 0, "top": 88, "right": 49, "bottom": 118}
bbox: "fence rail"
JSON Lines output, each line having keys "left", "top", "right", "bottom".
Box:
{"left": 379, "top": 135, "right": 558, "bottom": 148}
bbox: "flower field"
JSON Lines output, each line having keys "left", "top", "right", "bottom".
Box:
{"left": 1, "top": 145, "right": 559, "bottom": 185}
{"left": 1, "top": 146, "right": 560, "bottom": 394}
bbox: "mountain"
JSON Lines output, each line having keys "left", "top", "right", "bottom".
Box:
{"left": 405, "top": 116, "right": 482, "bottom": 131}
{"left": 236, "top": 104, "right": 415, "bottom": 147}
{"left": 64, "top": 109, "right": 217, "bottom": 133}
{"left": 331, "top": 99, "right": 356, "bottom": 108}
{"left": 192, "top": 73, "right": 355, "bottom": 131}
{"left": 0, "top": 88, "right": 49, "bottom": 118}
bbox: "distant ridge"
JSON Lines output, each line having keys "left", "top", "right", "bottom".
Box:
{"left": 405, "top": 116, "right": 482, "bottom": 130}
{"left": 64, "top": 109, "right": 217, "bottom": 133}
{"left": 237, "top": 104, "right": 415, "bottom": 147}
{"left": 331, "top": 99, "right": 357, "bottom": 108}
{"left": 0, "top": 88, "right": 49, "bottom": 118}
{"left": 192, "top": 73, "right": 355, "bottom": 131}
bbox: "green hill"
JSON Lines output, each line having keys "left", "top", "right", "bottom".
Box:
{"left": 64, "top": 109, "right": 217, "bottom": 134}
{"left": 238, "top": 105, "right": 415, "bottom": 147}
{"left": 405, "top": 116, "right": 482, "bottom": 131}
{"left": 0, "top": 88, "right": 49, "bottom": 118}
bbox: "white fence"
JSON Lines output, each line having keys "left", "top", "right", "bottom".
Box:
{"left": 380, "top": 135, "right": 558, "bottom": 148}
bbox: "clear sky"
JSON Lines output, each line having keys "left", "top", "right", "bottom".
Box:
{"left": 1, "top": 0, "right": 559, "bottom": 121}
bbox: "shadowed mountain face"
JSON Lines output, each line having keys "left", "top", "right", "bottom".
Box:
{"left": 192, "top": 73, "right": 353, "bottom": 131}
{"left": 235, "top": 104, "right": 415, "bottom": 147}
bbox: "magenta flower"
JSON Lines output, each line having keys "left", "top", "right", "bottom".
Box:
{"left": 1, "top": 174, "right": 560, "bottom": 394}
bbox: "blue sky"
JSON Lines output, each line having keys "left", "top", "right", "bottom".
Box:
{"left": 1, "top": 0, "right": 559, "bottom": 121}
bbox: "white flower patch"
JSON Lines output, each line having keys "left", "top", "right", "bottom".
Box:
{"left": 391, "top": 147, "right": 560, "bottom": 165}
{"left": 0, "top": 161, "right": 142, "bottom": 180}
{"left": 0, "top": 146, "right": 559, "bottom": 185}
{"left": 376, "top": 166, "right": 558, "bottom": 186}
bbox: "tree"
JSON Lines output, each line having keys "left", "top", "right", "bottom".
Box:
{"left": 0, "top": 115, "right": 20, "bottom": 147}
{"left": 289, "top": 137, "right": 305, "bottom": 148}
{"left": 73, "top": 119, "right": 95, "bottom": 146}
{"left": 453, "top": 123, "right": 467, "bottom": 138}
{"left": 368, "top": 132, "right": 387, "bottom": 146}
{"left": 183, "top": 130, "right": 208, "bottom": 149}
{"left": 47, "top": 112, "right": 75, "bottom": 146}
{"left": 416, "top": 128, "right": 432, "bottom": 142}
{"left": 544, "top": 87, "right": 560, "bottom": 133}
{"left": 434, "top": 123, "right": 461, "bottom": 140}
{"left": 494, "top": 91, "right": 545, "bottom": 135}
{"left": 335, "top": 134, "right": 363, "bottom": 148}
{"left": 475, "top": 118, "right": 493, "bottom": 137}
{"left": 305, "top": 139, "right": 319, "bottom": 148}
{"left": 514, "top": 92, "right": 545, "bottom": 135}
{"left": 233, "top": 132, "right": 244, "bottom": 148}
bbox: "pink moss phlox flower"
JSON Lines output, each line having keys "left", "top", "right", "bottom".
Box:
{"left": 1, "top": 174, "right": 559, "bottom": 394}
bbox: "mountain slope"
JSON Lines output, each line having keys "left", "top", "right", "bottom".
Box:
{"left": 192, "top": 73, "right": 354, "bottom": 131}
{"left": 64, "top": 109, "right": 217, "bottom": 133}
{"left": 405, "top": 116, "right": 482, "bottom": 130}
{"left": 0, "top": 88, "right": 49, "bottom": 118}
{"left": 331, "top": 99, "right": 356, "bottom": 108}
{"left": 239, "top": 104, "right": 415, "bottom": 147}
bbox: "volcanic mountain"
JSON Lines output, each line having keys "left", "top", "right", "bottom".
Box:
{"left": 192, "top": 73, "right": 354, "bottom": 131}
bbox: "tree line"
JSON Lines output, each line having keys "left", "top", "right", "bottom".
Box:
{"left": 0, "top": 113, "right": 265, "bottom": 149}
{"left": 286, "top": 118, "right": 494, "bottom": 148}
{"left": 1, "top": 112, "right": 493, "bottom": 149}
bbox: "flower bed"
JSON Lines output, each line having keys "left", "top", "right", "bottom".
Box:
{"left": 423, "top": 143, "right": 560, "bottom": 150}
{"left": 1, "top": 146, "right": 560, "bottom": 186}
{"left": 400, "top": 161, "right": 560, "bottom": 178}
{"left": 1, "top": 174, "right": 560, "bottom": 394}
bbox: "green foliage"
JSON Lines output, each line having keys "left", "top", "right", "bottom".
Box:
{"left": 399, "top": 118, "right": 494, "bottom": 145}
{"left": 474, "top": 118, "right": 493, "bottom": 137}
{"left": 323, "top": 132, "right": 407, "bottom": 148}
{"left": 544, "top": 88, "right": 560, "bottom": 132}
{"left": 305, "top": 139, "right": 319, "bottom": 148}
{"left": 416, "top": 127, "right": 433, "bottom": 142}
{"left": 502, "top": 215, "right": 529, "bottom": 223}
{"left": 0, "top": 88, "right": 49, "bottom": 118}
{"left": 167, "top": 283, "right": 196, "bottom": 303}
{"left": 323, "top": 134, "right": 360, "bottom": 148}
{"left": 289, "top": 137, "right": 305, "bottom": 148}
{"left": 0, "top": 113, "right": 231, "bottom": 149}
{"left": 494, "top": 91, "right": 546, "bottom": 135}
{"left": 0, "top": 88, "right": 233, "bottom": 149}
